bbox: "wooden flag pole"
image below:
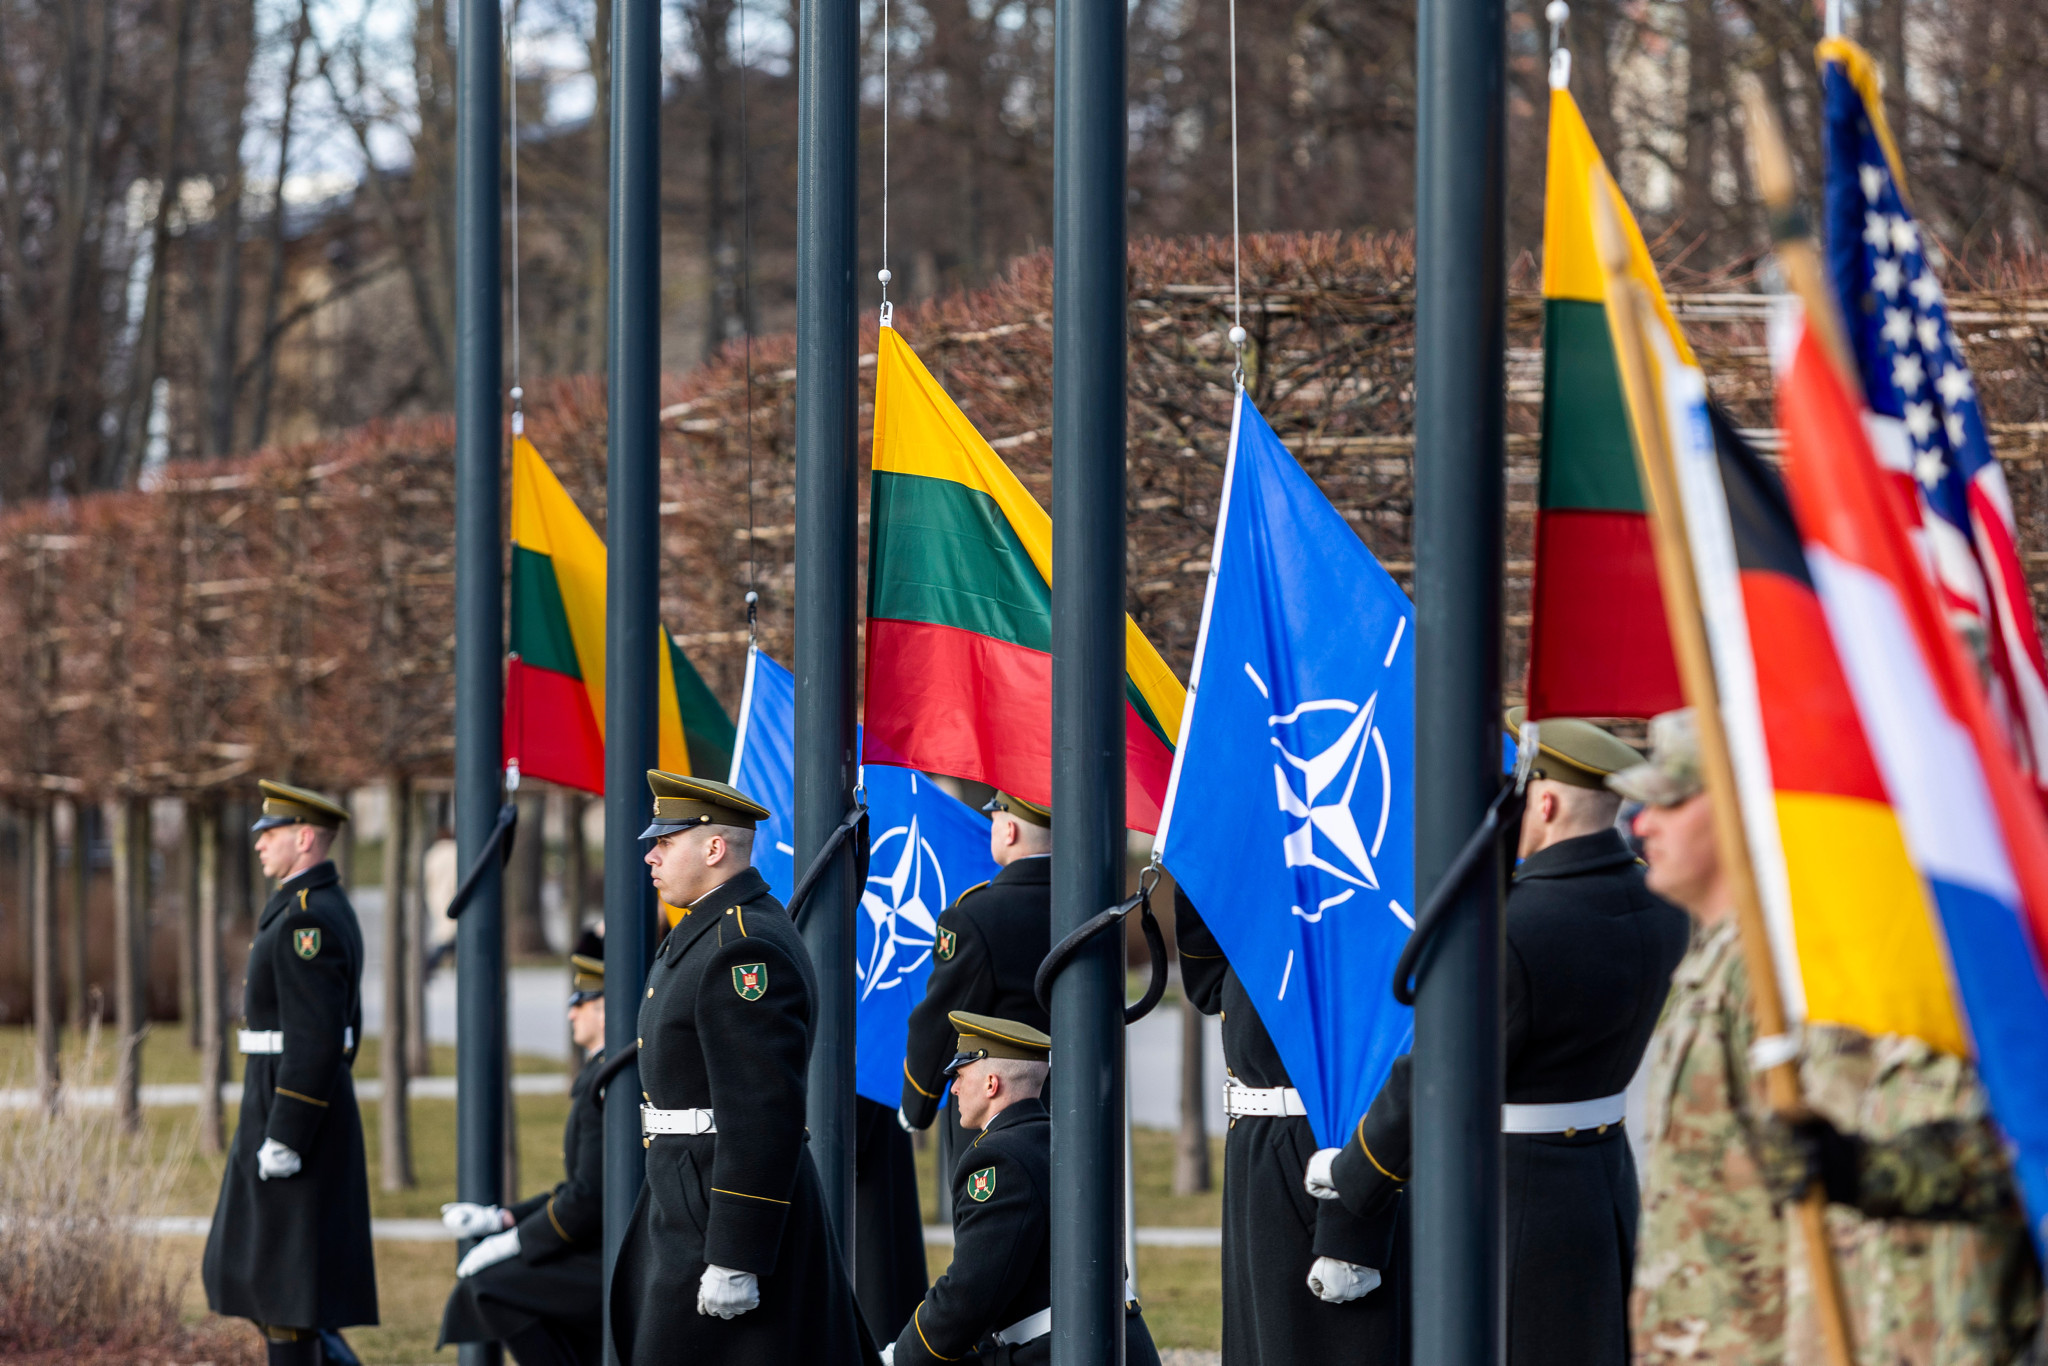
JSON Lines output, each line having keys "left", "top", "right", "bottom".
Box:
{"left": 1588, "top": 171, "right": 1858, "bottom": 1366}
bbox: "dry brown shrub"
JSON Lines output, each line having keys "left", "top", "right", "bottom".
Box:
{"left": 0, "top": 1035, "right": 258, "bottom": 1364}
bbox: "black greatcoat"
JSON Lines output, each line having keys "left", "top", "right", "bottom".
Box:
{"left": 439, "top": 1051, "right": 606, "bottom": 1359}
{"left": 890, "top": 1098, "right": 1161, "bottom": 1366}
{"left": 1174, "top": 889, "right": 1406, "bottom": 1366}
{"left": 203, "top": 861, "right": 378, "bottom": 1331}
{"left": 898, "top": 857, "right": 1052, "bottom": 1130}
{"left": 854, "top": 1094, "right": 929, "bottom": 1342}
{"left": 607, "top": 867, "right": 874, "bottom": 1366}
{"left": 1332, "top": 829, "right": 1690, "bottom": 1366}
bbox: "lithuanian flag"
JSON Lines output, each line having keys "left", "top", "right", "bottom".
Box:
{"left": 863, "top": 327, "right": 1186, "bottom": 833}
{"left": 507, "top": 437, "right": 735, "bottom": 793}
{"left": 1524, "top": 88, "right": 1686, "bottom": 719}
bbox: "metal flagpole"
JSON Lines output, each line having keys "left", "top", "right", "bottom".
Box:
{"left": 601, "top": 0, "right": 662, "bottom": 1348}
{"left": 1410, "top": 0, "right": 1508, "bottom": 1359}
{"left": 452, "top": 0, "right": 506, "bottom": 1362}
{"left": 794, "top": 0, "right": 861, "bottom": 1258}
{"left": 1049, "top": 0, "right": 1128, "bottom": 1346}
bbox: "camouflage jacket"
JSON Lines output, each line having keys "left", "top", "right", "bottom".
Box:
{"left": 1632, "top": 918, "right": 1785, "bottom": 1365}
{"left": 1791, "top": 1032, "right": 2041, "bottom": 1366}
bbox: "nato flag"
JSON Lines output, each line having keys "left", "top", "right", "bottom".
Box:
{"left": 1156, "top": 390, "right": 1416, "bottom": 1148}
{"left": 727, "top": 645, "right": 999, "bottom": 1104}
{"left": 728, "top": 645, "right": 799, "bottom": 899}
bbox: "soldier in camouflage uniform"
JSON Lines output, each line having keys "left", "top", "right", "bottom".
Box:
{"left": 1613, "top": 712, "right": 1787, "bottom": 1366}
{"left": 1759, "top": 1040, "right": 2043, "bottom": 1366}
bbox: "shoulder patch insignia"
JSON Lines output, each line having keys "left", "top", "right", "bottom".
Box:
{"left": 732, "top": 962, "right": 768, "bottom": 1001}
{"left": 968, "top": 1166, "right": 996, "bottom": 1203}
{"left": 936, "top": 927, "right": 957, "bottom": 962}
{"left": 293, "top": 927, "right": 321, "bottom": 960}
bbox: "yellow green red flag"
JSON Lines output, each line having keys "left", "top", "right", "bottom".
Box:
{"left": 507, "top": 436, "right": 734, "bottom": 791}
{"left": 862, "top": 327, "right": 1186, "bottom": 832}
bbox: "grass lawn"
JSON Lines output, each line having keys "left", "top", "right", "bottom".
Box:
{"left": 0, "top": 1027, "right": 1225, "bottom": 1361}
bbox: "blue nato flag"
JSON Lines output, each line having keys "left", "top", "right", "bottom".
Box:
{"left": 1155, "top": 390, "right": 1416, "bottom": 1148}
{"left": 728, "top": 645, "right": 999, "bottom": 1105}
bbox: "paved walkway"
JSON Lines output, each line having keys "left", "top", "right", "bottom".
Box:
{"left": 0, "top": 1074, "right": 571, "bottom": 1110}
{"left": 134, "top": 1215, "right": 1220, "bottom": 1248}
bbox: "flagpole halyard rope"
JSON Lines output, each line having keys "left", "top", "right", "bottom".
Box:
{"left": 739, "top": 0, "right": 759, "bottom": 640}
{"left": 506, "top": 0, "right": 524, "bottom": 436}
{"left": 877, "top": 0, "right": 893, "bottom": 326}
{"left": 1226, "top": 0, "right": 1244, "bottom": 386}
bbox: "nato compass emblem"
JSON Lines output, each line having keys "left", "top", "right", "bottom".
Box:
{"left": 1252, "top": 663, "right": 1399, "bottom": 927}
{"left": 858, "top": 814, "right": 944, "bottom": 1000}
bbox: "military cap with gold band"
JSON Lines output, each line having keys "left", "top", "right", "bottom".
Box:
{"left": 1503, "top": 707, "right": 1643, "bottom": 791}
{"left": 979, "top": 789, "right": 1051, "bottom": 828}
{"left": 943, "top": 1010, "right": 1052, "bottom": 1077}
{"left": 639, "top": 770, "right": 773, "bottom": 839}
{"left": 249, "top": 779, "right": 351, "bottom": 834}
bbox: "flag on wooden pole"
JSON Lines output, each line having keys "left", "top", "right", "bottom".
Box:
{"left": 1524, "top": 85, "right": 1687, "bottom": 719}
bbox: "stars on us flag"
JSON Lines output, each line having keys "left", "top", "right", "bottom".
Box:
{"left": 1851, "top": 145, "right": 1991, "bottom": 517}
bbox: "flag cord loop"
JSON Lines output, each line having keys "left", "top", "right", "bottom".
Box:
{"left": 505, "top": 0, "right": 524, "bottom": 436}
{"left": 1032, "top": 863, "right": 1168, "bottom": 1025}
{"left": 1226, "top": 0, "right": 1244, "bottom": 384}
{"left": 1545, "top": 0, "right": 1571, "bottom": 91}
{"left": 876, "top": 0, "right": 893, "bottom": 327}
{"left": 787, "top": 802, "right": 872, "bottom": 930}
{"left": 1391, "top": 780, "right": 1525, "bottom": 1006}
{"left": 443, "top": 801, "right": 522, "bottom": 921}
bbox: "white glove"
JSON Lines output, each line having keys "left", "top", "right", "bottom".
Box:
{"left": 897, "top": 1107, "right": 916, "bottom": 1134}
{"left": 697, "top": 1264, "right": 760, "bottom": 1319}
{"left": 1304, "top": 1147, "right": 1341, "bottom": 1201}
{"left": 456, "top": 1227, "right": 521, "bottom": 1278}
{"left": 1308, "top": 1255, "right": 1381, "bottom": 1304}
{"left": 880, "top": 1345, "right": 897, "bottom": 1366}
{"left": 257, "top": 1137, "right": 302, "bottom": 1180}
{"left": 440, "top": 1202, "right": 508, "bottom": 1238}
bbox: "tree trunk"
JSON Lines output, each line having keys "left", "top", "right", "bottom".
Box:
{"left": 508, "top": 787, "right": 549, "bottom": 956}
{"left": 179, "top": 800, "right": 199, "bottom": 1047}
{"left": 407, "top": 786, "right": 434, "bottom": 1078}
{"left": 66, "top": 796, "right": 89, "bottom": 1033}
{"left": 1173, "top": 988, "right": 1210, "bottom": 1194}
{"left": 564, "top": 793, "right": 588, "bottom": 933}
{"left": 381, "top": 773, "right": 415, "bottom": 1189}
{"left": 249, "top": 0, "right": 313, "bottom": 450}
{"left": 111, "top": 797, "right": 145, "bottom": 1132}
{"left": 31, "top": 802, "right": 60, "bottom": 1113}
{"left": 197, "top": 799, "right": 225, "bottom": 1155}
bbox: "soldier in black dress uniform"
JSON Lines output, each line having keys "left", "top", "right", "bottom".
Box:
{"left": 1175, "top": 888, "right": 1406, "bottom": 1366}
{"left": 439, "top": 929, "right": 609, "bottom": 1365}
{"left": 203, "top": 780, "right": 378, "bottom": 1366}
{"left": 1307, "top": 714, "right": 1691, "bottom": 1366}
{"left": 608, "top": 771, "right": 874, "bottom": 1365}
{"left": 884, "top": 1012, "right": 1161, "bottom": 1366}
{"left": 898, "top": 791, "right": 1052, "bottom": 1196}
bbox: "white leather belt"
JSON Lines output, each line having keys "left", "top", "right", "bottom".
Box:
{"left": 1223, "top": 1080, "right": 1306, "bottom": 1118}
{"left": 1501, "top": 1091, "right": 1627, "bottom": 1134}
{"left": 994, "top": 1306, "right": 1051, "bottom": 1345}
{"left": 238, "top": 1027, "right": 355, "bottom": 1055}
{"left": 641, "top": 1104, "right": 717, "bottom": 1136}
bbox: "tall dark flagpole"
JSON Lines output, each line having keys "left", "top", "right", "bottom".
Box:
{"left": 452, "top": 0, "right": 505, "bottom": 1362}
{"left": 1411, "top": 0, "right": 1509, "bottom": 1358}
{"left": 793, "top": 0, "right": 861, "bottom": 1257}
{"left": 601, "top": 0, "right": 661, "bottom": 1349}
{"left": 1048, "top": 0, "right": 1127, "bottom": 1348}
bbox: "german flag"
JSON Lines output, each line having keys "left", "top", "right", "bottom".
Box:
{"left": 507, "top": 437, "right": 735, "bottom": 793}
{"left": 1695, "top": 405, "right": 1964, "bottom": 1051}
{"left": 862, "top": 327, "right": 1186, "bottom": 832}
{"left": 1525, "top": 87, "right": 1687, "bottom": 719}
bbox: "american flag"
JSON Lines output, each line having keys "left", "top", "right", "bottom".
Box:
{"left": 1821, "top": 41, "right": 2048, "bottom": 794}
